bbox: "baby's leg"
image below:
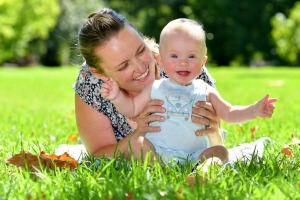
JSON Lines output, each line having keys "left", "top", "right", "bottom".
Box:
{"left": 199, "top": 145, "right": 229, "bottom": 164}
{"left": 195, "top": 145, "right": 229, "bottom": 174}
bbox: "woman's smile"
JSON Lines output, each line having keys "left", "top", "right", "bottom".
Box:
{"left": 133, "top": 66, "right": 149, "bottom": 81}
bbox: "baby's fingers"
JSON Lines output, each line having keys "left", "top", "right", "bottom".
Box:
{"left": 101, "top": 82, "right": 111, "bottom": 90}
{"left": 100, "top": 88, "right": 109, "bottom": 97}
{"left": 264, "top": 104, "right": 276, "bottom": 118}
{"left": 266, "top": 98, "right": 277, "bottom": 104}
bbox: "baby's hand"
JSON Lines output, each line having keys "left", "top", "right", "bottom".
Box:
{"left": 255, "top": 94, "right": 277, "bottom": 118}
{"left": 100, "top": 78, "right": 120, "bottom": 101}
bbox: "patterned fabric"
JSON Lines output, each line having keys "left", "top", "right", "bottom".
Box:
{"left": 73, "top": 62, "right": 216, "bottom": 141}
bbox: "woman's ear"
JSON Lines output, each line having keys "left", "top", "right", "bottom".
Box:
{"left": 90, "top": 67, "right": 108, "bottom": 81}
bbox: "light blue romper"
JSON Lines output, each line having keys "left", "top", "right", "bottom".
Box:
{"left": 145, "top": 78, "right": 210, "bottom": 164}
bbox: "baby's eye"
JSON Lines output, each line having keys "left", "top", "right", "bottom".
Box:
{"left": 189, "top": 55, "right": 196, "bottom": 58}
{"left": 171, "top": 54, "right": 178, "bottom": 58}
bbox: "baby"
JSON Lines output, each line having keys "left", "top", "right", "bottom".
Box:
{"left": 101, "top": 18, "right": 277, "bottom": 165}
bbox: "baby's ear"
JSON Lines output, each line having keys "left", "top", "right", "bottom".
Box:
{"left": 201, "top": 56, "right": 208, "bottom": 67}
{"left": 90, "top": 67, "right": 108, "bottom": 81}
{"left": 156, "top": 55, "right": 164, "bottom": 69}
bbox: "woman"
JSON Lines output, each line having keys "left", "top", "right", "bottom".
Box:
{"left": 74, "top": 8, "right": 269, "bottom": 164}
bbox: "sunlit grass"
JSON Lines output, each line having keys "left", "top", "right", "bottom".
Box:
{"left": 0, "top": 66, "right": 299, "bottom": 199}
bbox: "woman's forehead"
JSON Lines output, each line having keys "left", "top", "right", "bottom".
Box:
{"left": 96, "top": 26, "right": 144, "bottom": 69}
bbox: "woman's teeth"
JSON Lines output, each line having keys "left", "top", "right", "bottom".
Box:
{"left": 134, "top": 68, "right": 149, "bottom": 80}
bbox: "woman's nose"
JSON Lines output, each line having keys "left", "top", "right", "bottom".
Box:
{"left": 132, "top": 57, "right": 145, "bottom": 71}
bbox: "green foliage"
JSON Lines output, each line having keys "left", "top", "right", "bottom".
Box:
{"left": 0, "top": 67, "right": 300, "bottom": 199}
{"left": 271, "top": 2, "right": 300, "bottom": 65}
{"left": 40, "top": 0, "right": 106, "bottom": 66}
{"left": 186, "top": 0, "right": 296, "bottom": 66}
{"left": 106, "top": 0, "right": 296, "bottom": 66}
{"left": 0, "top": 0, "right": 298, "bottom": 66}
{"left": 0, "top": 0, "right": 60, "bottom": 64}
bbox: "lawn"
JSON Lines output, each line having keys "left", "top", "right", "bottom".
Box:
{"left": 0, "top": 66, "right": 299, "bottom": 199}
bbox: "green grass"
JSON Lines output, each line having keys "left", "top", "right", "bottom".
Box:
{"left": 0, "top": 66, "right": 300, "bottom": 199}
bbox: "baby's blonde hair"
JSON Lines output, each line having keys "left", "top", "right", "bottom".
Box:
{"left": 159, "top": 18, "right": 207, "bottom": 56}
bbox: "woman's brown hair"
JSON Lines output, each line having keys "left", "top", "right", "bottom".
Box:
{"left": 78, "top": 8, "right": 136, "bottom": 74}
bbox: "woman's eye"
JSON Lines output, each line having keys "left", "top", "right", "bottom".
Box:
{"left": 118, "top": 64, "right": 128, "bottom": 71}
{"left": 137, "top": 46, "right": 145, "bottom": 55}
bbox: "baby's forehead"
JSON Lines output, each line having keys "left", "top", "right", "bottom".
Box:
{"left": 162, "top": 20, "right": 204, "bottom": 36}
{"left": 161, "top": 24, "right": 205, "bottom": 42}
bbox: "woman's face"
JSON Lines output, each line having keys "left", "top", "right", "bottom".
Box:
{"left": 95, "top": 26, "right": 156, "bottom": 96}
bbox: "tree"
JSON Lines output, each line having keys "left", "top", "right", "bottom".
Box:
{"left": 105, "top": 0, "right": 296, "bottom": 66}
{"left": 271, "top": 2, "right": 300, "bottom": 66}
{"left": 40, "top": 0, "right": 106, "bottom": 66}
{"left": 187, "top": 0, "right": 296, "bottom": 66}
{"left": 0, "top": 0, "right": 60, "bottom": 65}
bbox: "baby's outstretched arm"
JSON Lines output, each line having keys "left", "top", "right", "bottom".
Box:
{"left": 254, "top": 94, "right": 277, "bottom": 118}
{"left": 209, "top": 87, "right": 277, "bottom": 123}
{"left": 100, "top": 78, "right": 120, "bottom": 101}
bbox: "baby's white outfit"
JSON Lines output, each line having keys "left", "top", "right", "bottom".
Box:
{"left": 146, "top": 78, "right": 210, "bottom": 164}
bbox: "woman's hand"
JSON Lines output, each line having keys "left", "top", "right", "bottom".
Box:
{"left": 135, "top": 99, "right": 165, "bottom": 134}
{"left": 192, "top": 101, "right": 220, "bottom": 136}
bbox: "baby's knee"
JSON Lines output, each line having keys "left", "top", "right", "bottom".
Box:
{"left": 199, "top": 145, "right": 229, "bottom": 164}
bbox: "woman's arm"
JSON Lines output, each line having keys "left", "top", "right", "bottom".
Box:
{"left": 75, "top": 94, "right": 156, "bottom": 160}
{"left": 75, "top": 94, "right": 118, "bottom": 156}
{"left": 192, "top": 101, "right": 224, "bottom": 146}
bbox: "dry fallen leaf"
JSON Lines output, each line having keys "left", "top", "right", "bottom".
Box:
{"left": 5, "top": 151, "right": 41, "bottom": 171}
{"left": 40, "top": 151, "right": 78, "bottom": 170}
{"left": 236, "top": 127, "right": 243, "bottom": 133}
{"left": 68, "top": 134, "right": 78, "bottom": 143}
{"left": 125, "top": 192, "right": 133, "bottom": 200}
{"left": 280, "top": 136, "right": 300, "bottom": 158}
{"left": 281, "top": 145, "right": 293, "bottom": 158}
{"left": 250, "top": 125, "right": 258, "bottom": 139}
{"left": 186, "top": 174, "right": 206, "bottom": 188}
{"left": 5, "top": 151, "right": 78, "bottom": 171}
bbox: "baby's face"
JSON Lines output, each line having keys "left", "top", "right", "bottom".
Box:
{"left": 159, "top": 30, "right": 207, "bottom": 86}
